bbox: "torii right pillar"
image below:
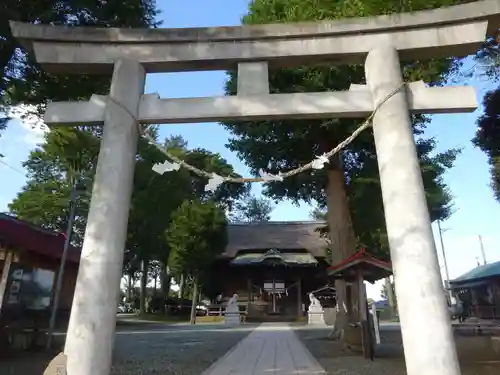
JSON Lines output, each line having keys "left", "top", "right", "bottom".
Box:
{"left": 366, "top": 45, "right": 460, "bottom": 375}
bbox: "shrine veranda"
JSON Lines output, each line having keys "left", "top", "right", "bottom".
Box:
{"left": 8, "top": 2, "right": 500, "bottom": 375}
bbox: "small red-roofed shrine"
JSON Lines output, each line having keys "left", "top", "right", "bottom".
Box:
{"left": 328, "top": 248, "right": 393, "bottom": 361}
{"left": 327, "top": 248, "right": 392, "bottom": 283}
{"left": 0, "top": 213, "right": 80, "bottom": 318}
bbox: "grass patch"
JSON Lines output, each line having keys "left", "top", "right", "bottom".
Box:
{"left": 379, "top": 317, "right": 400, "bottom": 323}
{"left": 195, "top": 315, "right": 224, "bottom": 323}
{"left": 126, "top": 313, "right": 188, "bottom": 323}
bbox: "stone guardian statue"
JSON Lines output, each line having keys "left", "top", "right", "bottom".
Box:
{"left": 224, "top": 294, "right": 240, "bottom": 325}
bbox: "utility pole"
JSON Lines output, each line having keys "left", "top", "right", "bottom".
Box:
{"left": 478, "top": 235, "right": 487, "bottom": 265}
{"left": 437, "top": 220, "right": 452, "bottom": 298}
{"left": 46, "top": 178, "right": 79, "bottom": 349}
{"left": 385, "top": 277, "right": 396, "bottom": 316}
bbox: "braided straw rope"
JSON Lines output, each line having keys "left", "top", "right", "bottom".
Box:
{"left": 108, "top": 83, "right": 405, "bottom": 184}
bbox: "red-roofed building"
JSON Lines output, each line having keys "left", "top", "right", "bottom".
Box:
{"left": 0, "top": 213, "right": 81, "bottom": 316}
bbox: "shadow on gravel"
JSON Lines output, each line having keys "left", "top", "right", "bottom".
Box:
{"left": 0, "top": 324, "right": 255, "bottom": 375}
{"left": 295, "top": 326, "right": 500, "bottom": 375}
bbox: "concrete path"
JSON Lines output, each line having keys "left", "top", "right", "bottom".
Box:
{"left": 202, "top": 323, "right": 326, "bottom": 375}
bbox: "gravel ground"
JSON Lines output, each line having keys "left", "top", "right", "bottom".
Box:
{"left": 0, "top": 324, "right": 256, "bottom": 375}
{"left": 294, "top": 325, "right": 500, "bottom": 375}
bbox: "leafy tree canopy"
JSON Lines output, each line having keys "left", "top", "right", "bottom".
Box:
{"left": 166, "top": 199, "right": 228, "bottom": 279}
{"left": 473, "top": 87, "right": 500, "bottom": 202}
{"left": 474, "top": 32, "right": 500, "bottom": 80}
{"left": 230, "top": 195, "right": 274, "bottom": 222}
{"left": 222, "top": 0, "right": 468, "bottom": 260}
{"left": 9, "top": 126, "right": 247, "bottom": 269}
{"left": 127, "top": 132, "right": 247, "bottom": 263}
{"left": 1, "top": 0, "right": 159, "bottom": 113}
{"left": 8, "top": 127, "right": 98, "bottom": 245}
{"left": 472, "top": 24, "right": 500, "bottom": 203}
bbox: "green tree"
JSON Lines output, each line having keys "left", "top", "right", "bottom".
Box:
{"left": 166, "top": 199, "right": 228, "bottom": 324}
{"left": 231, "top": 195, "right": 274, "bottom": 222}
{"left": 122, "top": 249, "right": 140, "bottom": 302}
{"left": 3, "top": 0, "right": 160, "bottom": 242}
{"left": 309, "top": 207, "right": 326, "bottom": 221}
{"left": 380, "top": 279, "right": 395, "bottom": 302}
{"left": 124, "top": 132, "right": 248, "bottom": 314}
{"left": 380, "top": 278, "right": 397, "bottom": 314}
{"left": 8, "top": 125, "right": 246, "bottom": 315}
{"left": 222, "top": 0, "right": 467, "bottom": 340}
{"left": 182, "top": 148, "right": 249, "bottom": 209}
{"left": 8, "top": 127, "right": 99, "bottom": 245}
{"left": 474, "top": 33, "right": 500, "bottom": 80}
{"left": 380, "top": 283, "right": 389, "bottom": 300}
{"left": 472, "top": 36, "right": 500, "bottom": 202}
{"left": 127, "top": 132, "right": 188, "bottom": 314}
{"left": 473, "top": 88, "right": 500, "bottom": 202}
{"left": 1, "top": 0, "right": 159, "bottom": 109}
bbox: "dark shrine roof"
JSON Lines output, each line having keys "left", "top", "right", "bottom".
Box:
{"left": 0, "top": 213, "right": 80, "bottom": 263}
{"left": 224, "top": 221, "right": 328, "bottom": 258}
{"left": 328, "top": 248, "right": 392, "bottom": 283}
{"left": 449, "top": 260, "right": 500, "bottom": 288}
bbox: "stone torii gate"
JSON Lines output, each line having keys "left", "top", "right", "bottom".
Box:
{"left": 9, "top": 1, "right": 500, "bottom": 375}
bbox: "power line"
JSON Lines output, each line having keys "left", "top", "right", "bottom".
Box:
{"left": 1, "top": 157, "right": 93, "bottom": 198}
{"left": 0, "top": 158, "right": 26, "bottom": 175}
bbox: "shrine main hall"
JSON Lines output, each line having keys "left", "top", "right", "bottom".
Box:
{"left": 210, "top": 221, "right": 333, "bottom": 321}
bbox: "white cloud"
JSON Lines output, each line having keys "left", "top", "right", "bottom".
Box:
{"left": 436, "top": 233, "right": 499, "bottom": 280}
{"left": 0, "top": 119, "right": 39, "bottom": 211}
{"left": 366, "top": 280, "right": 384, "bottom": 301}
{"left": 19, "top": 121, "right": 48, "bottom": 145}
{"left": 1, "top": 118, "right": 47, "bottom": 150}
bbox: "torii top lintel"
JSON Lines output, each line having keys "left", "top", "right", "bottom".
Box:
{"left": 9, "top": 0, "right": 500, "bottom": 74}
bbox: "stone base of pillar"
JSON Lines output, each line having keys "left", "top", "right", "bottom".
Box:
{"left": 308, "top": 311, "right": 326, "bottom": 326}
{"left": 344, "top": 325, "right": 363, "bottom": 352}
{"left": 224, "top": 313, "right": 241, "bottom": 325}
{"left": 323, "top": 308, "right": 337, "bottom": 326}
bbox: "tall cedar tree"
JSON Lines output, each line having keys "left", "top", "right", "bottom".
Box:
{"left": 222, "top": 0, "right": 470, "bottom": 338}
{"left": 166, "top": 199, "right": 228, "bottom": 324}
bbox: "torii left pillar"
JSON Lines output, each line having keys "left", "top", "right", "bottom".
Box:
{"left": 64, "top": 59, "right": 145, "bottom": 375}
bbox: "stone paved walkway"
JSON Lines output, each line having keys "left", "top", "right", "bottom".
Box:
{"left": 202, "top": 323, "right": 326, "bottom": 375}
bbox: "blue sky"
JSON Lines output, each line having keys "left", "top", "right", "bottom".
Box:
{"left": 1, "top": 0, "right": 499, "bottom": 299}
